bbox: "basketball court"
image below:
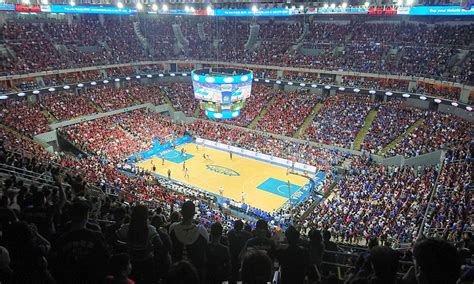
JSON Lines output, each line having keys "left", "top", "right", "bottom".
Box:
{"left": 135, "top": 143, "right": 310, "bottom": 212}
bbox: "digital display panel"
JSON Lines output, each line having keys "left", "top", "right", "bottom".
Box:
{"left": 192, "top": 71, "right": 252, "bottom": 104}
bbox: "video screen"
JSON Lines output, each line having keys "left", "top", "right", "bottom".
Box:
{"left": 193, "top": 80, "right": 252, "bottom": 104}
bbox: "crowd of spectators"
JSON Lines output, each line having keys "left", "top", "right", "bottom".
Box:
{"left": 256, "top": 89, "right": 317, "bottom": 136}
{"left": 1, "top": 18, "right": 472, "bottom": 87}
{"left": 41, "top": 91, "right": 99, "bottom": 121}
{"left": 158, "top": 83, "right": 197, "bottom": 116}
{"left": 85, "top": 85, "right": 137, "bottom": 112}
{"left": 361, "top": 99, "right": 423, "bottom": 153}
{"left": 304, "top": 93, "right": 372, "bottom": 148}
{"left": 0, "top": 99, "right": 50, "bottom": 137}
{"left": 302, "top": 156, "right": 437, "bottom": 245}
{"left": 386, "top": 111, "right": 472, "bottom": 157}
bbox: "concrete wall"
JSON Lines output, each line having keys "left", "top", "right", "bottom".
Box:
{"left": 438, "top": 104, "right": 474, "bottom": 122}
{"left": 49, "top": 103, "right": 153, "bottom": 129}
{"left": 372, "top": 150, "right": 444, "bottom": 167}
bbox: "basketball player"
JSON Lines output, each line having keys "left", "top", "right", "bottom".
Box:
{"left": 229, "top": 151, "right": 233, "bottom": 160}
{"left": 161, "top": 156, "right": 165, "bottom": 166}
{"left": 196, "top": 144, "right": 199, "bottom": 152}
{"left": 151, "top": 161, "right": 156, "bottom": 172}
{"left": 219, "top": 186, "right": 224, "bottom": 196}
{"left": 184, "top": 168, "right": 189, "bottom": 179}
{"left": 182, "top": 161, "right": 186, "bottom": 171}
{"left": 167, "top": 169, "right": 171, "bottom": 179}
{"left": 241, "top": 191, "right": 246, "bottom": 203}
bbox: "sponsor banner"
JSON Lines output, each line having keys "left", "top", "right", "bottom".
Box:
{"left": 316, "top": 7, "right": 368, "bottom": 14}
{"left": 0, "top": 4, "right": 15, "bottom": 11}
{"left": 48, "top": 5, "right": 137, "bottom": 14}
{"left": 398, "top": 5, "right": 474, "bottom": 15}
{"left": 213, "top": 8, "right": 299, "bottom": 17}
{"left": 195, "top": 138, "right": 317, "bottom": 174}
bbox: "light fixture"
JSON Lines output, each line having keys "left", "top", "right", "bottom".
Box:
{"left": 406, "top": 0, "right": 414, "bottom": 6}
{"left": 287, "top": 82, "right": 293, "bottom": 85}
{"left": 184, "top": 5, "right": 190, "bottom": 12}
{"left": 252, "top": 5, "right": 258, "bottom": 13}
{"left": 419, "top": 96, "right": 427, "bottom": 100}
{"left": 170, "top": 73, "right": 176, "bottom": 77}
{"left": 158, "top": 74, "right": 164, "bottom": 77}
{"left": 147, "top": 74, "right": 152, "bottom": 78}
{"left": 265, "top": 79, "right": 270, "bottom": 83}
{"left": 330, "top": 3, "right": 336, "bottom": 9}
{"left": 21, "top": 0, "right": 29, "bottom": 4}
{"left": 434, "top": 99, "right": 441, "bottom": 103}
{"left": 466, "top": 106, "right": 472, "bottom": 111}
{"left": 339, "top": 87, "right": 345, "bottom": 91}
{"left": 136, "top": 75, "right": 141, "bottom": 79}
{"left": 125, "top": 77, "right": 131, "bottom": 80}
{"left": 369, "top": 90, "right": 376, "bottom": 94}
{"left": 0, "top": 95, "right": 8, "bottom": 100}
{"left": 451, "top": 102, "right": 459, "bottom": 107}
{"left": 402, "top": 93, "right": 410, "bottom": 98}
{"left": 364, "top": 1, "right": 370, "bottom": 7}
{"left": 33, "top": 90, "right": 40, "bottom": 94}
{"left": 77, "top": 83, "right": 84, "bottom": 88}
{"left": 342, "top": 2, "right": 348, "bottom": 8}
{"left": 276, "top": 80, "right": 282, "bottom": 84}
{"left": 115, "top": 78, "right": 120, "bottom": 82}
{"left": 396, "top": 0, "right": 404, "bottom": 6}
{"left": 63, "top": 85, "right": 70, "bottom": 89}
{"left": 69, "top": 0, "right": 75, "bottom": 6}
{"left": 103, "top": 80, "right": 109, "bottom": 84}
{"left": 300, "top": 5, "right": 304, "bottom": 10}
{"left": 162, "top": 4, "right": 168, "bottom": 11}
{"left": 323, "top": 3, "right": 329, "bottom": 8}
{"left": 17, "top": 92, "right": 26, "bottom": 97}
{"left": 182, "top": 73, "right": 188, "bottom": 76}
{"left": 152, "top": 4, "right": 158, "bottom": 11}
{"left": 385, "top": 91, "right": 393, "bottom": 96}
{"left": 117, "top": 2, "right": 124, "bottom": 9}
{"left": 325, "top": 85, "right": 331, "bottom": 89}
{"left": 41, "top": 0, "right": 48, "bottom": 5}
{"left": 300, "top": 83, "right": 306, "bottom": 87}
{"left": 90, "top": 82, "right": 97, "bottom": 85}
{"left": 311, "top": 84, "right": 317, "bottom": 88}
{"left": 136, "top": 2, "right": 143, "bottom": 10}
{"left": 254, "top": 78, "right": 260, "bottom": 82}
{"left": 354, "top": 88, "right": 360, "bottom": 93}
{"left": 48, "top": 88, "right": 56, "bottom": 92}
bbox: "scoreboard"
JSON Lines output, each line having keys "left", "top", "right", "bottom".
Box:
{"left": 192, "top": 68, "right": 253, "bottom": 119}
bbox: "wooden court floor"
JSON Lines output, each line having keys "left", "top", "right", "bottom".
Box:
{"left": 136, "top": 143, "right": 309, "bottom": 213}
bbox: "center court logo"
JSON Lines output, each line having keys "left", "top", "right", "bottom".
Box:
{"left": 206, "top": 165, "right": 240, "bottom": 176}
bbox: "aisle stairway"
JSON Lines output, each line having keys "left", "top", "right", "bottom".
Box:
{"left": 247, "top": 96, "right": 277, "bottom": 129}
{"left": 294, "top": 103, "right": 323, "bottom": 138}
{"left": 41, "top": 110, "right": 58, "bottom": 124}
{"left": 379, "top": 118, "right": 424, "bottom": 156}
{"left": 353, "top": 109, "right": 378, "bottom": 150}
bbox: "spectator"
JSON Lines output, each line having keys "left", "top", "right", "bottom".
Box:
{"left": 241, "top": 219, "right": 276, "bottom": 259}
{"left": 206, "top": 222, "right": 231, "bottom": 284}
{"left": 408, "top": 238, "right": 461, "bottom": 284}
{"left": 227, "top": 220, "right": 253, "bottom": 282}
{"left": 4, "top": 221, "right": 54, "bottom": 283}
{"left": 50, "top": 199, "right": 109, "bottom": 283}
{"left": 166, "top": 260, "right": 200, "bottom": 284}
{"left": 105, "top": 253, "right": 135, "bottom": 284}
{"left": 116, "top": 205, "right": 166, "bottom": 283}
{"left": 276, "top": 226, "right": 310, "bottom": 284}
{"left": 169, "top": 201, "right": 209, "bottom": 282}
{"left": 240, "top": 250, "right": 274, "bottom": 284}
{"left": 369, "top": 246, "right": 398, "bottom": 284}
{"left": 0, "top": 246, "right": 12, "bottom": 283}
